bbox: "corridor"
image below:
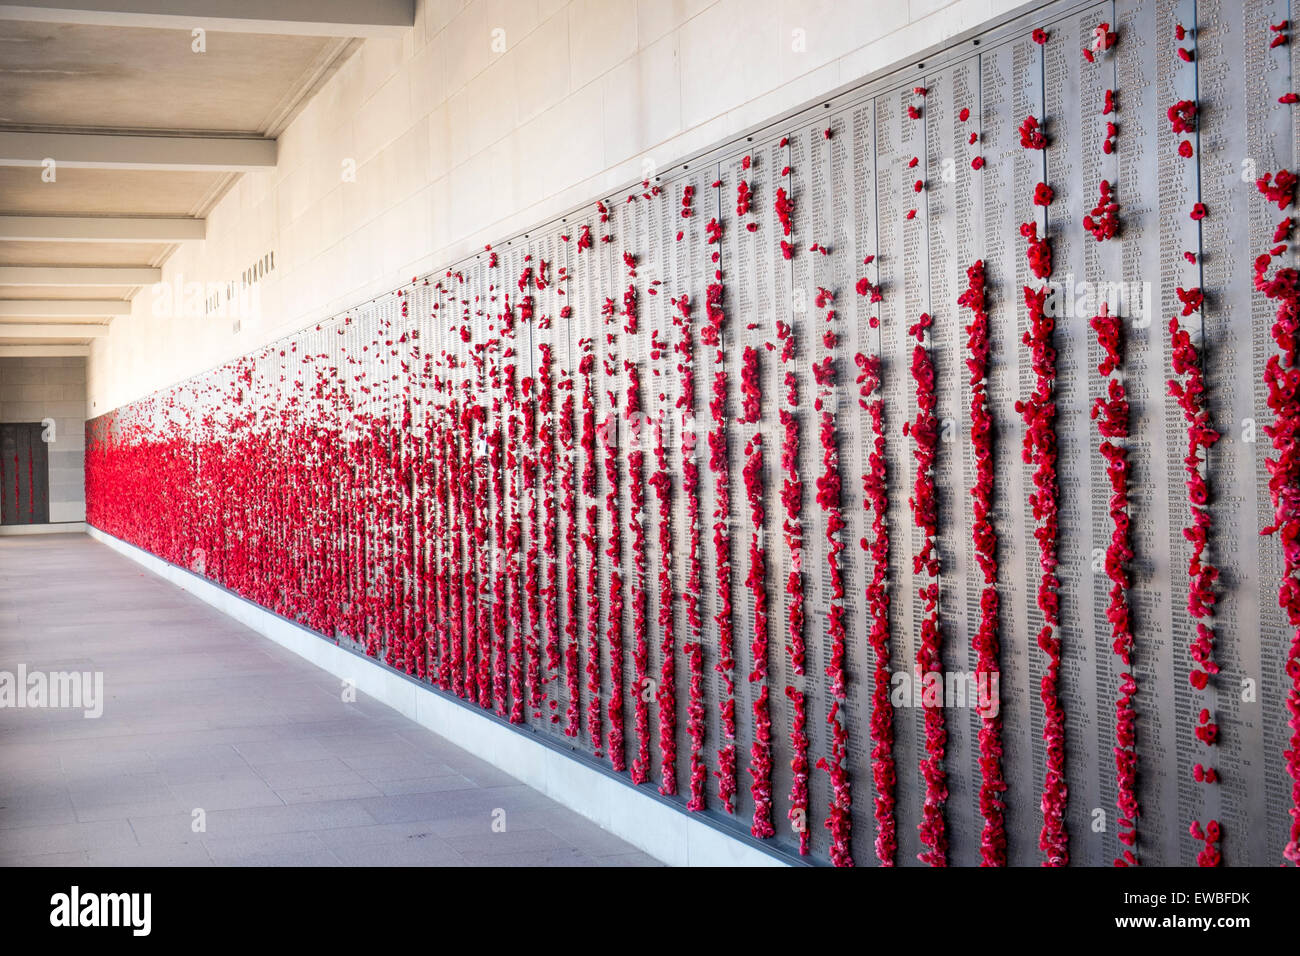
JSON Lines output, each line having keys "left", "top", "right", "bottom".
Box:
{"left": 0, "top": 534, "right": 655, "bottom": 867}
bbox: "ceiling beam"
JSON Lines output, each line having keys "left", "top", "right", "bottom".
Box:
{"left": 0, "top": 344, "right": 89, "bottom": 357}
{"left": 0, "top": 0, "right": 413, "bottom": 37}
{"left": 0, "top": 300, "right": 130, "bottom": 316}
{"left": 0, "top": 322, "right": 108, "bottom": 338}
{"left": 0, "top": 266, "right": 160, "bottom": 285}
{"left": 0, "top": 215, "right": 205, "bottom": 242}
{"left": 0, "top": 131, "right": 275, "bottom": 172}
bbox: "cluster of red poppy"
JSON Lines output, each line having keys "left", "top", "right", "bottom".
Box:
{"left": 1102, "top": 118, "right": 1118, "bottom": 154}
{"left": 670, "top": 293, "right": 708, "bottom": 811}
{"left": 521, "top": 375, "right": 544, "bottom": 719}
{"left": 739, "top": 347, "right": 773, "bottom": 837}
{"left": 536, "top": 349, "right": 560, "bottom": 697}
{"left": 736, "top": 158, "right": 753, "bottom": 222}
{"left": 622, "top": 284, "right": 639, "bottom": 336}
{"left": 1168, "top": 99, "right": 1196, "bottom": 136}
{"left": 508, "top": 369, "right": 532, "bottom": 718}
{"left": 1020, "top": 283, "right": 1067, "bottom": 865}
{"left": 958, "top": 260, "right": 1007, "bottom": 866}
{"left": 1090, "top": 303, "right": 1140, "bottom": 866}
{"left": 1020, "top": 221, "right": 1053, "bottom": 279}
{"left": 1098, "top": 84, "right": 1119, "bottom": 145}
{"left": 704, "top": 278, "right": 738, "bottom": 813}
{"left": 902, "top": 311, "right": 947, "bottom": 866}
{"left": 814, "top": 291, "right": 848, "bottom": 701}
{"left": 1189, "top": 819, "right": 1222, "bottom": 867}
{"left": 486, "top": 390, "right": 507, "bottom": 711}
{"left": 1254, "top": 163, "right": 1300, "bottom": 865}
{"left": 1164, "top": 37, "right": 1228, "bottom": 860}
{"left": 488, "top": 382, "right": 509, "bottom": 716}
{"left": 1084, "top": 180, "right": 1119, "bottom": 242}
{"left": 598, "top": 398, "right": 626, "bottom": 770}
{"left": 774, "top": 319, "right": 810, "bottom": 853}
{"left": 1019, "top": 115, "right": 1047, "bottom": 150}
{"left": 430, "top": 381, "right": 454, "bottom": 692}
{"left": 1259, "top": 170, "right": 1299, "bottom": 209}
{"left": 853, "top": 347, "right": 896, "bottom": 865}
{"left": 577, "top": 343, "right": 604, "bottom": 756}
{"left": 1082, "top": 20, "right": 1117, "bottom": 62}
{"left": 558, "top": 375, "right": 582, "bottom": 737}
{"left": 625, "top": 363, "right": 652, "bottom": 785}
{"left": 785, "top": 685, "right": 810, "bottom": 855}
{"left": 776, "top": 328, "right": 805, "bottom": 679}
{"left": 809, "top": 287, "right": 853, "bottom": 866}
{"left": 1169, "top": 299, "right": 1225, "bottom": 854}
{"left": 1016, "top": 282, "right": 1068, "bottom": 863}
{"left": 648, "top": 333, "right": 678, "bottom": 797}
{"left": 818, "top": 697, "right": 853, "bottom": 868}
{"left": 1011, "top": 88, "right": 1070, "bottom": 864}
{"left": 775, "top": 186, "right": 794, "bottom": 260}
{"left": 505, "top": 364, "right": 528, "bottom": 722}
{"left": 469, "top": 381, "right": 491, "bottom": 705}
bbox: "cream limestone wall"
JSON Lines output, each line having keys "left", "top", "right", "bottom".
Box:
{"left": 87, "top": 0, "right": 1028, "bottom": 415}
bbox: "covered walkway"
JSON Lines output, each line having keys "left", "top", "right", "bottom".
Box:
{"left": 0, "top": 533, "right": 655, "bottom": 867}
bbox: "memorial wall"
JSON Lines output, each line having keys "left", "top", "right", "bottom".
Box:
{"left": 85, "top": 0, "right": 1300, "bottom": 866}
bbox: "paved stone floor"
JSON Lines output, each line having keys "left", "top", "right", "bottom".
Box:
{"left": 0, "top": 533, "right": 657, "bottom": 866}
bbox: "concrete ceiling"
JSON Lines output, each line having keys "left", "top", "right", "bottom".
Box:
{"left": 0, "top": 22, "right": 341, "bottom": 133}
{"left": 0, "top": 240, "right": 169, "bottom": 265}
{"left": 0, "top": 0, "right": 416, "bottom": 354}
{"left": 0, "top": 166, "right": 229, "bottom": 216}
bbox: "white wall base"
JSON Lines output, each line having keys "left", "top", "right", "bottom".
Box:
{"left": 86, "top": 526, "right": 789, "bottom": 868}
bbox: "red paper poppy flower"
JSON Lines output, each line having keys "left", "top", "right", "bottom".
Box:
{"left": 1019, "top": 115, "right": 1047, "bottom": 149}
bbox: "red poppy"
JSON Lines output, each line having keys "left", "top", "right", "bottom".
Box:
{"left": 1083, "top": 179, "right": 1120, "bottom": 241}
{"left": 1019, "top": 115, "right": 1047, "bottom": 149}
{"left": 1257, "top": 169, "right": 1298, "bottom": 209}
